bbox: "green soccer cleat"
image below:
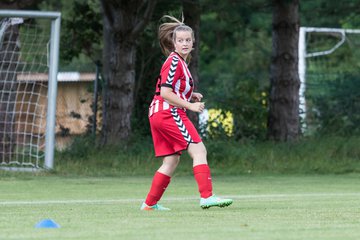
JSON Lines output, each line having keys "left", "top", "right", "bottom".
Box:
{"left": 140, "top": 202, "right": 171, "bottom": 211}
{"left": 200, "top": 195, "right": 233, "bottom": 209}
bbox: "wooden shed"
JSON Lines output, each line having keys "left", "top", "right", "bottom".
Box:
{"left": 15, "top": 72, "right": 101, "bottom": 150}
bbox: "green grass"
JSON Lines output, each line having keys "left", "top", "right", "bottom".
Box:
{"left": 1, "top": 174, "right": 360, "bottom": 239}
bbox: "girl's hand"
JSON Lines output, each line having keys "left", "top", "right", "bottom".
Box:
{"left": 189, "top": 102, "right": 205, "bottom": 113}
{"left": 191, "top": 92, "right": 203, "bottom": 102}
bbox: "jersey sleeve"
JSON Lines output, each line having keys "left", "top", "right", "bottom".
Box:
{"left": 160, "top": 55, "right": 182, "bottom": 90}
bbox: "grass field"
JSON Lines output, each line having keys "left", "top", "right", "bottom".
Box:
{"left": 1, "top": 174, "right": 360, "bottom": 239}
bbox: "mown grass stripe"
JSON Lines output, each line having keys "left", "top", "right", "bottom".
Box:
{"left": 1, "top": 192, "right": 360, "bottom": 206}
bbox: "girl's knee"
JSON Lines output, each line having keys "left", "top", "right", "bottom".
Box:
{"left": 189, "top": 142, "right": 207, "bottom": 159}
{"left": 163, "top": 155, "right": 180, "bottom": 167}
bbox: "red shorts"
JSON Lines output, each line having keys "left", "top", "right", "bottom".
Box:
{"left": 149, "top": 108, "right": 202, "bottom": 157}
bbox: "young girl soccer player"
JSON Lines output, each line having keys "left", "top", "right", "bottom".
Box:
{"left": 141, "top": 16, "right": 233, "bottom": 210}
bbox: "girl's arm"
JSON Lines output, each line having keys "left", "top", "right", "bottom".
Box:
{"left": 161, "top": 87, "right": 205, "bottom": 113}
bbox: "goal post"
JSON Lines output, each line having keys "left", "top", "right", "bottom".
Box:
{"left": 0, "top": 10, "right": 61, "bottom": 170}
{"left": 298, "top": 26, "right": 360, "bottom": 134}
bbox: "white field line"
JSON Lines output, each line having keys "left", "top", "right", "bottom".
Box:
{"left": 1, "top": 192, "right": 360, "bottom": 206}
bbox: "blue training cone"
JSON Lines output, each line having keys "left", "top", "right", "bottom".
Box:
{"left": 35, "top": 219, "right": 60, "bottom": 228}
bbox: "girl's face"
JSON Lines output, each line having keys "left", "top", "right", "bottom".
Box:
{"left": 173, "top": 30, "right": 193, "bottom": 59}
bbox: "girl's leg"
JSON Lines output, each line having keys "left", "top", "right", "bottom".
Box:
{"left": 144, "top": 154, "right": 180, "bottom": 206}
{"left": 188, "top": 142, "right": 213, "bottom": 198}
{"left": 157, "top": 154, "right": 181, "bottom": 176}
{"left": 188, "top": 142, "right": 233, "bottom": 209}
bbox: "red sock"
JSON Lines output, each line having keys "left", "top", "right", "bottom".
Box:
{"left": 145, "top": 171, "right": 171, "bottom": 206}
{"left": 193, "top": 164, "right": 213, "bottom": 198}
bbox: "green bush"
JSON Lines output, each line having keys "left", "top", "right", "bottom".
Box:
{"left": 55, "top": 135, "right": 360, "bottom": 176}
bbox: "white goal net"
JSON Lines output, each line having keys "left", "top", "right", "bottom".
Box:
{"left": 0, "top": 11, "right": 60, "bottom": 170}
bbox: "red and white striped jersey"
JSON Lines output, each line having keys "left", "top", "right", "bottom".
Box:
{"left": 149, "top": 52, "right": 194, "bottom": 117}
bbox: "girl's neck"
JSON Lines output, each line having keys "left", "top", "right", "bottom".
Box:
{"left": 174, "top": 51, "right": 188, "bottom": 61}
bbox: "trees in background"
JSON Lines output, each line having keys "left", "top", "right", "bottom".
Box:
{"left": 0, "top": 0, "right": 42, "bottom": 9}
{"left": 99, "top": 0, "right": 157, "bottom": 145}
{"left": 267, "top": 0, "right": 300, "bottom": 141}
{"left": 198, "top": 1, "right": 272, "bottom": 140}
{"left": 7, "top": 0, "right": 359, "bottom": 144}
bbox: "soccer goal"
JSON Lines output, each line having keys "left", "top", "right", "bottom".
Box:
{"left": 298, "top": 26, "right": 360, "bottom": 134}
{"left": 0, "top": 10, "right": 61, "bottom": 171}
